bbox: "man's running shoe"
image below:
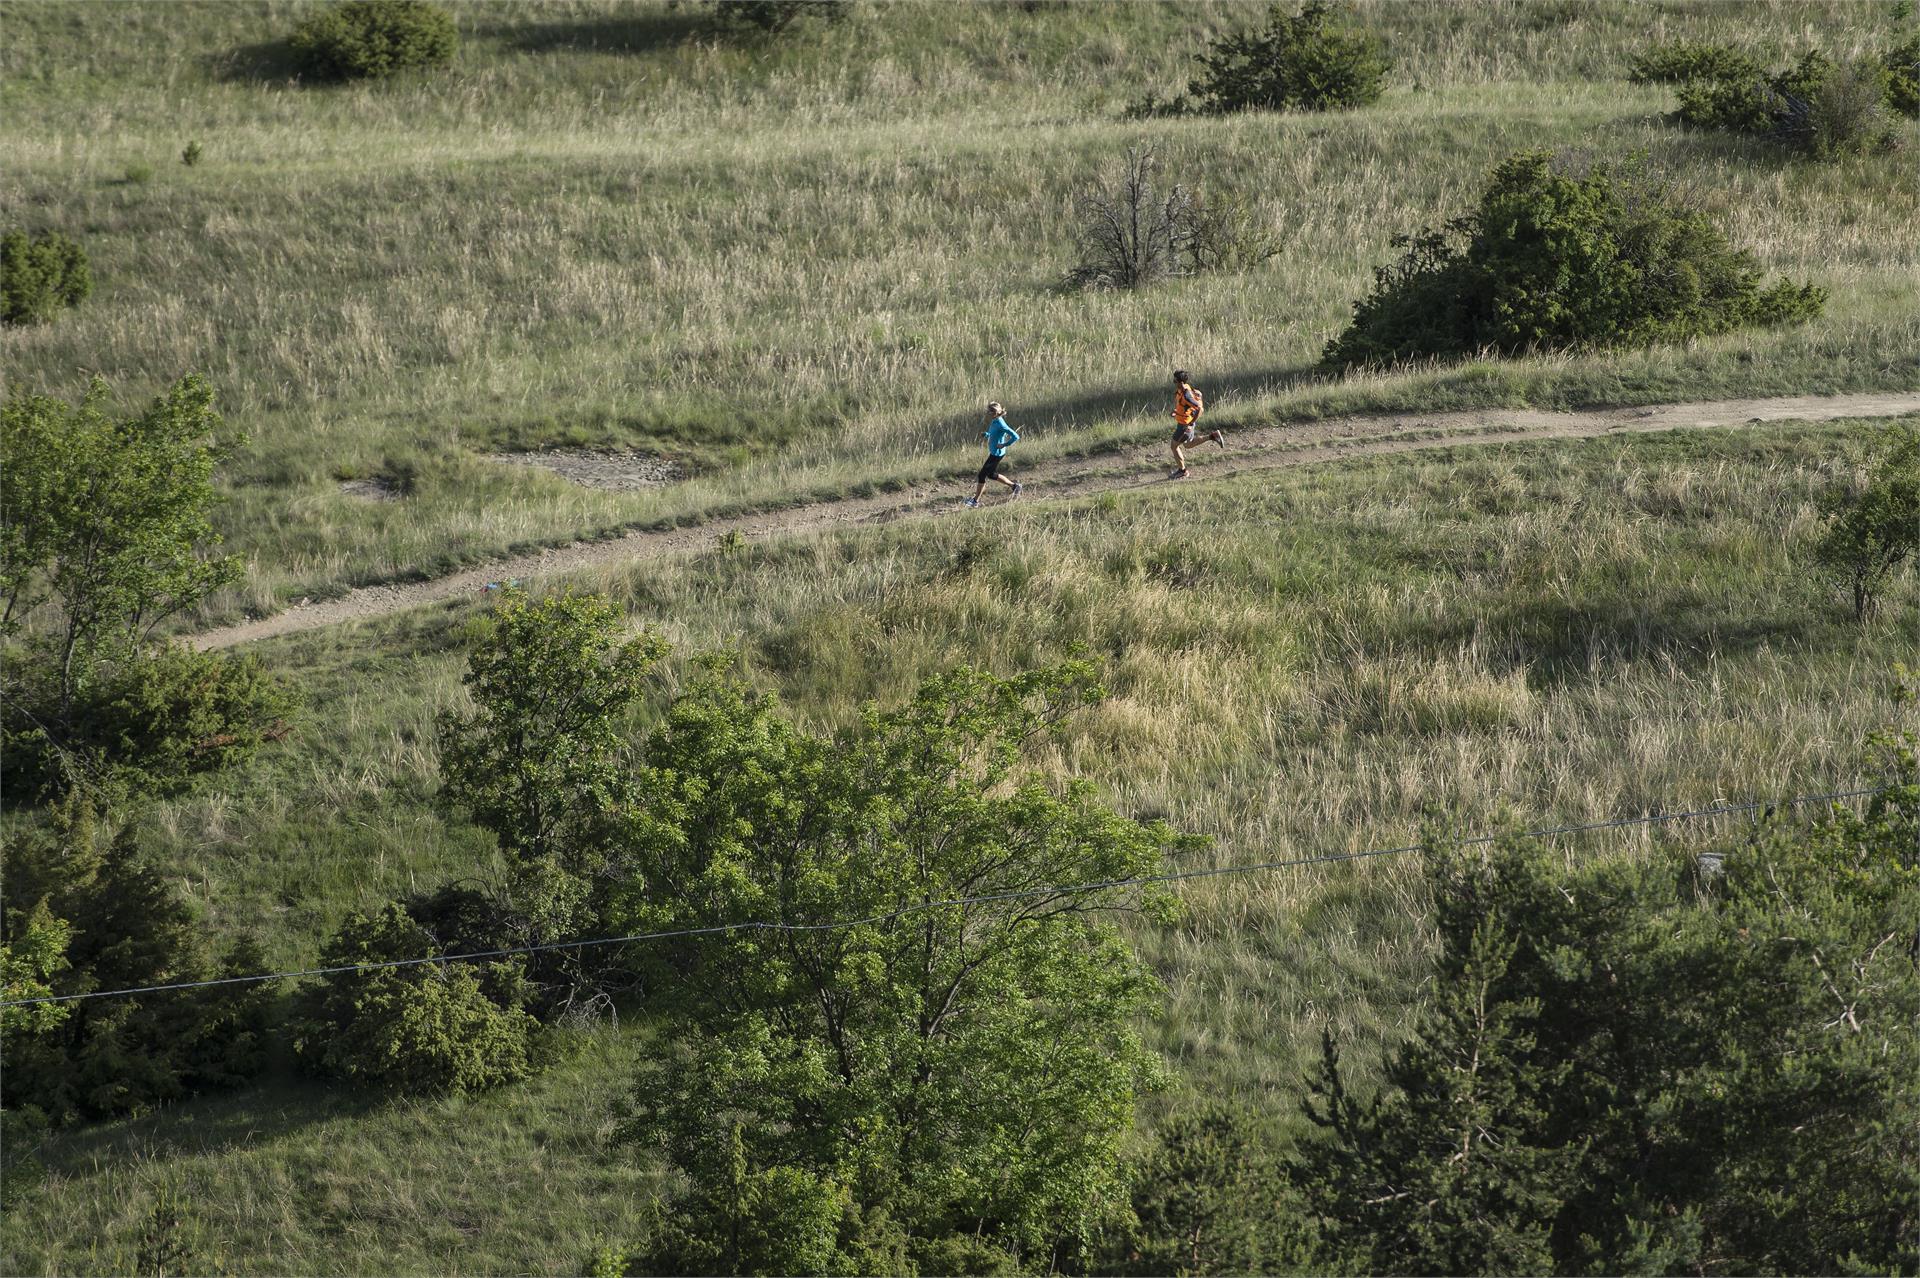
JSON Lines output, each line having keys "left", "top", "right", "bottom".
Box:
{"left": 1214, "top": 430, "right": 1227, "bottom": 449}
{"left": 964, "top": 498, "right": 979, "bottom": 508}
{"left": 1171, "top": 468, "right": 1190, "bottom": 479}
{"left": 1012, "top": 481, "right": 1024, "bottom": 497}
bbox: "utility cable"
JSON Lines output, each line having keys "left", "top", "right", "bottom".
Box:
{"left": 0, "top": 784, "right": 1888, "bottom": 1011}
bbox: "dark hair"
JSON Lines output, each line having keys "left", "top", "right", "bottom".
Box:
{"left": 1173, "top": 369, "right": 1190, "bottom": 383}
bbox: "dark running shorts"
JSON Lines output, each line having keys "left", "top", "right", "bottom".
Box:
{"left": 1173, "top": 424, "right": 1197, "bottom": 445}
{"left": 977, "top": 453, "right": 1003, "bottom": 482}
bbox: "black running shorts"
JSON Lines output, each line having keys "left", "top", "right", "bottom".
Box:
{"left": 977, "top": 454, "right": 1003, "bottom": 482}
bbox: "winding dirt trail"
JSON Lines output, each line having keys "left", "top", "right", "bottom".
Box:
{"left": 193, "top": 391, "right": 1920, "bottom": 650}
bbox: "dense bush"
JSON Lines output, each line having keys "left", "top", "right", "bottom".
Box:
{"left": 1672, "top": 47, "right": 1904, "bottom": 155}
{"left": 292, "top": 901, "right": 542, "bottom": 1095}
{"left": 1810, "top": 427, "right": 1920, "bottom": 620}
{"left": 290, "top": 0, "right": 457, "bottom": 80}
{"left": 1626, "top": 39, "right": 1760, "bottom": 85}
{"left": 706, "top": 0, "right": 848, "bottom": 32}
{"left": 1293, "top": 720, "right": 1919, "bottom": 1274}
{"left": 1886, "top": 32, "right": 1920, "bottom": 117}
{"left": 1322, "top": 150, "right": 1824, "bottom": 369}
{"left": 1, "top": 377, "right": 294, "bottom": 801}
{"left": 0, "top": 799, "right": 271, "bottom": 1125}
{"left": 1, "top": 230, "right": 91, "bottom": 327}
{"left": 1165, "top": 2, "right": 1388, "bottom": 116}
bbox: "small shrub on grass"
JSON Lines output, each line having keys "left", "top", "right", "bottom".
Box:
{"left": 290, "top": 0, "right": 457, "bottom": 81}
{"left": 1176, "top": 2, "right": 1388, "bottom": 115}
{"left": 1322, "top": 150, "right": 1824, "bottom": 370}
{"left": 1884, "top": 32, "right": 1920, "bottom": 117}
{"left": 293, "top": 901, "right": 543, "bottom": 1095}
{"left": 1810, "top": 427, "right": 1920, "bottom": 621}
{"left": 1673, "top": 48, "right": 1902, "bottom": 155}
{"left": 1, "top": 230, "right": 91, "bottom": 326}
{"left": 1626, "top": 40, "right": 1761, "bottom": 86}
{"left": 180, "top": 141, "right": 203, "bottom": 167}
{"left": 706, "top": 1, "right": 848, "bottom": 34}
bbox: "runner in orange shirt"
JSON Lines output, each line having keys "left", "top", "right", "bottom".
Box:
{"left": 1169, "top": 368, "right": 1224, "bottom": 478}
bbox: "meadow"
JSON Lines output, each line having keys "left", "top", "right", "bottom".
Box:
{"left": 4, "top": 1, "right": 1919, "bottom": 1272}
{"left": 7, "top": 419, "right": 1916, "bottom": 1273}
{"left": 2, "top": 1, "right": 1915, "bottom": 614}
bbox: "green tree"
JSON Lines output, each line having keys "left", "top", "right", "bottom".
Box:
{"left": 0, "top": 229, "right": 91, "bottom": 326}
{"left": 0, "top": 797, "right": 271, "bottom": 1124}
{"left": 290, "top": 0, "right": 458, "bottom": 80}
{"left": 1811, "top": 426, "right": 1920, "bottom": 621}
{"left": 0, "top": 902, "right": 72, "bottom": 1036}
{"left": 438, "top": 587, "right": 665, "bottom": 939}
{"left": 612, "top": 662, "right": 1191, "bottom": 1270}
{"left": 1295, "top": 727, "right": 1919, "bottom": 1275}
{"left": 1, "top": 376, "right": 290, "bottom": 799}
{"left": 1184, "top": 2, "right": 1388, "bottom": 115}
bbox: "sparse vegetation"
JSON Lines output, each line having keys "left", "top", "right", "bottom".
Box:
{"left": 1324, "top": 150, "right": 1825, "bottom": 369}
{"left": 0, "top": 229, "right": 90, "bottom": 326}
{"left": 1068, "top": 147, "right": 1280, "bottom": 289}
{"left": 289, "top": 0, "right": 457, "bottom": 81}
{"left": 706, "top": 0, "right": 848, "bottom": 34}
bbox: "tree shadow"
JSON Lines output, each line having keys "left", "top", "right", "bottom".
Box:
{"left": 209, "top": 38, "right": 308, "bottom": 85}
{"left": 476, "top": 9, "right": 710, "bottom": 55}
{"left": 922, "top": 360, "right": 1331, "bottom": 455}
{"left": 34, "top": 1073, "right": 383, "bottom": 1171}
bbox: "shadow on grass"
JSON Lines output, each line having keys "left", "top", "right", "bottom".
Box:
{"left": 920, "top": 360, "right": 1331, "bottom": 455}
{"left": 476, "top": 10, "right": 710, "bottom": 54}
{"left": 36, "top": 1072, "right": 383, "bottom": 1172}
{"left": 211, "top": 38, "right": 309, "bottom": 85}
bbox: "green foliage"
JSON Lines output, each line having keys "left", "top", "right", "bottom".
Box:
{"left": 1294, "top": 737, "right": 1920, "bottom": 1274}
{"left": 438, "top": 588, "right": 665, "bottom": 939}
{"left": 0, "top": 798, "right": 271, "bottom": 1124}
{"left": 292, "top": 901, "right": 542, "bottom": 1096}
{"left": 1673, "top": 47, "right": 1903, "bottom": 154}
{"left": 1810, "top": 426, "right": 1920, "bottom": 620}
{"left": 1, "top": 376, "right": 290, "bottom": 800}
{"left": 0, "top": 901, "right": 72, "bottom": 1036}
{"left": 707, "top": 1, "right": 849, "bottom": 35}
{"left": 613, "top": 661, "right": 1189, "bottom": 1267}
{"left": 180, "top": 140, "right": 203, "bottom": 167}
{"left": 289, "top": 0, "right": 457, "bottom": 81}
{"left": 1100, "top": 1103, "right": 1309, "bottom": 1276}
{"left": 1180, "top": 2, "right": 1388, "bottom": 115}
{"left": 1323, "top": 150, "right": 1824, "bottom": 369}
{"left": 0, "top": 229, "right": 90, "bottom": 326}
{"left": 1626, "top": 39, "right": 1762, "bottom": 85}
{"left": 1885, "top": 31, "right": 1920, "bottom": 117}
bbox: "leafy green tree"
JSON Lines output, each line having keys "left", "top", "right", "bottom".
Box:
{"left": 1295, "top": 715, "right": 1919, "bottom": 1275}
{"left": 0, "top": 903, "right": 71, "bottom": 1037}
{"left": 1, "top": 376, "right": 291, "bottom": 799}
{"left": 292, "top": 901, "right": 543, "bottom": 1096}
{"left": 438, "top": 587, "right": 665, "bottom": 939}
{"left": 612, "top": 661, "right": 1191, "bottom": 1270}
{"left": 0, "top": 229, "right": 91, "bottom": 326}
{"left": 0, "top": 797, "right": 271, "bottom": 1124}
{"left": 1811, "top": 426, "right": 1920, "bottom": 621}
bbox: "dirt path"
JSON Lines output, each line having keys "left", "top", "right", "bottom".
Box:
{"left": 193, "top": 391, "right": 1920, "bottom": 650}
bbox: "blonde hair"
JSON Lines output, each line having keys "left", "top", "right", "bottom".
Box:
{"left": 987, "top": 401, "right": 1004, "bottom": 415}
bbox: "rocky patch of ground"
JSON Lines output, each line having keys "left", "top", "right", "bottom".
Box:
{"left": 489, "top": 450, "right": 683, "bottom": 490}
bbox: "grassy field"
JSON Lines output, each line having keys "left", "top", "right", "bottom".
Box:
{"left": 3, "top": 1, "right": 1915, "bottom": 615}
{"left": 7, "top": 418, "right": 1915, "bottom": 1273}
{"left": 5, "top": 2, "right": 1919, "bottom": 1272}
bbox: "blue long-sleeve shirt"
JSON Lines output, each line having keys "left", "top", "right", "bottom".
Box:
{"left": 983, "top": 418, "right": 1020, "bottom": 457}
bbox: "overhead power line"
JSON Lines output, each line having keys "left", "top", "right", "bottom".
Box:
{"left": 0, "top": 784, "right": 1888, "bottom": 1011}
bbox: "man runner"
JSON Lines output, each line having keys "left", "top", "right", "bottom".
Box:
{"left": 1169, "top": 368, "right": 1224, "bottom": 478}
{"left": 967, "top": 402, "right": 1023, "bottom": 507}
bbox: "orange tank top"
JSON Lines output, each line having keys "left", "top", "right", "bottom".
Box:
{"left": 1173, "top": 384, "right": 1201, "bottom": 426}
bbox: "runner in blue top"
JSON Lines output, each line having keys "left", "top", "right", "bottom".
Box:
{"left": 966, "top": 402, "right": 1023, "bottom": 507}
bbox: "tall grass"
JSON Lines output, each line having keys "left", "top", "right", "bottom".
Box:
{"left": 4, "top": 2, "right": 1915, "bottom": 609}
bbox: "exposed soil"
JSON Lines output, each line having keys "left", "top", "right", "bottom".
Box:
{"left": 489, "top": 449, "right": 683, "bottom": 490}
{"left": 339, "top": 477, "right": 404, "bottom": 501}
{"left": 195, "top": 391, "right": 1920, "bottom": 650}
